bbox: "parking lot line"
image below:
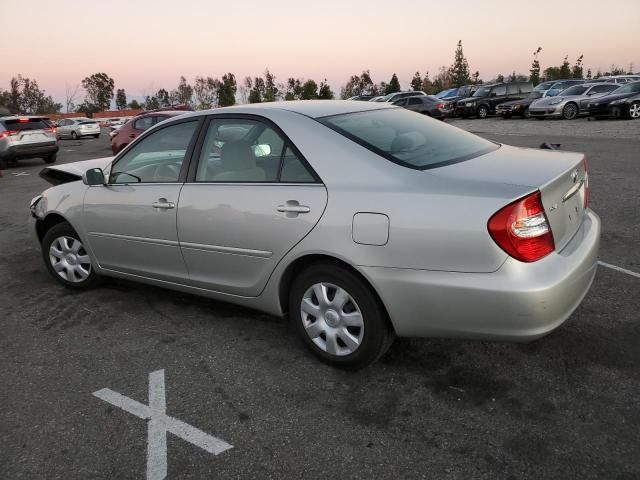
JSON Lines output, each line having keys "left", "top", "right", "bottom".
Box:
{"left": 598, "top": 261, "right": 640, "bottom": 279}
{"left": 94, "top": 370, "right": 233, "bottom": 480}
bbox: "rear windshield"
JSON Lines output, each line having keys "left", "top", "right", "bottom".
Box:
{"left": 319, "top": 108, "right": 497, "bottom": 170}
{"left": 0, "top": 119, "right": 49, "bottom": 131}
{"left": 79, "top": 121, "right": 97, "bottom": 125}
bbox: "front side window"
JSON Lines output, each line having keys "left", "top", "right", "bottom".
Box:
{"left": 493, "top": 85, "right": 507, "bottom": 96}
{"left": 320, "top": 108, "right": 497, "bottom": 170}
{"left": 507, "top": 84, "right": 519, "bottom": 95}
{"left": 408, "top": 97, "right": 422, "bottom": 105}
{"left": 109, "top": 121, "right": 197, "bottom": 184}
{"left": 195, "top": 118, "right": 314, "bottom": 183}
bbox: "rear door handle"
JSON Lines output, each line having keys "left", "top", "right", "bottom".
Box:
{"left": 152, "top": 200, "right": 175, "bottom": 209}
{"left": 277, "top": 200, "right": 310, "bottom": 215}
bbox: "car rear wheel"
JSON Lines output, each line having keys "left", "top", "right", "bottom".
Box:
{"left": 562, "top": 103, "right": 578, "bottom": 120}
{"left": 289, "top": 263, "right": 394, "bottom": 369}
{"left": 43, "top": 153, "right": 57, "bottom": 164}
{"left": 627, "top": 101, "right": 640, "bottom": 120}
{"left": 42, "top": 222, "right": 101, "bottom": 289}
{"left": 71, "top": 131, "right": 78, "bottom": 140}
{"left": 477, "top": 105, "right": 489, "bottom": 119}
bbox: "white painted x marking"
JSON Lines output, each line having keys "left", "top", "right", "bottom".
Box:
{"left": 94, "top": 370, "right": 233, "bottom": 480}
{"left": 13, "top": 171, "right": 30, "bottom": 176}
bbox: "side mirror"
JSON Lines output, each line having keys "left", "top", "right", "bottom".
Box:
{"left": 83, "top": 168, "right": 105, "bottom": 186}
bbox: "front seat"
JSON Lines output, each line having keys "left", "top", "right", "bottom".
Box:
{"left": 212, "top": 141, "right": 266, "bottom": 181}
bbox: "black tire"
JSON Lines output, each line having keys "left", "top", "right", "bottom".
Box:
{"left": 289, "top": 263, "right": 394, "bottom": 369}
{"left": 476, "top": 105, "right": 489, "bottom": 119}
{"left": 93, "top": 134, "right": 100, "bottom": 138}
{"left": 0, "top": 157, "right": 8, "bottom": 170}
{"left": 42, "top": 222, "right": 101, "bottom": 290}
{"left": 71, "top": 131, "right": 78, "bottom": 140}
{"left": 562, "top": 103, "right": 578, "bottom": 120}
{"left": 627, "top": 101, "right": 640, "bottom": 120}
{"left": 523, "top": 107, "right": 531, "bottom": 119}
{"left": 44, "top": 153, "right": 57, "bottom": 164}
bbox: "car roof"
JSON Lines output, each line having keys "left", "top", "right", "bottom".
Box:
{"left": 185, "top": 100, "right": 397, "bottom": 119}
{"left": 0, "top": 115, "right": 49, "bottom": 120}
{"left": 135, "top": 110, "right": 191, "bottom": 118}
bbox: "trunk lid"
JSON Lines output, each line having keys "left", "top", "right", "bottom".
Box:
{"left": 430, "top": 144, "right": 587, "bottom": 251}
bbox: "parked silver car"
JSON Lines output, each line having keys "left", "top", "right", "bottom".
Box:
{"left": 529, "top": 83, "right": 620, "bottom": 119}
{"left": 0, "top": 115, "right": 58, "bottom": 169}
{"left": 31, "top": 101, "right": 600, "bottom": 368}
{"left": 56, "top": 118, "right": 101, "bottom": 139}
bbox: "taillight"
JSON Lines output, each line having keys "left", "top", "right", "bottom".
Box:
{"left": 45, "top": 127, "right": 57, "bottom": 134}
{"left": 583, "top": 156, "right": 589, "bottom": 208}
{"left": 0, "top": 130, "right": 18, "bottom": 139}
{"left": 437, "top": 103, "right": 446, "bottom": 110}
{"left": 488, "top": 191, "right": 555, "bottom": 263}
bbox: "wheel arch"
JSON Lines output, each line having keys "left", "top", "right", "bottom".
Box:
{"left": 277, "top": 253, "right": 395, "bottom": 332}
{"left": 36, "top": 213, "right": 72, "bottom": 243}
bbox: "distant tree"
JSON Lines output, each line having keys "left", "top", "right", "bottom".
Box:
{"left": 340, "top": 70, "right": 377, "bottom": 98}
{"left": 629, "top": 63, "right": 635, "bottom": 75}
{"left": 603, "top": 64, "right": 626, "bottom": 76}
{"left": 410, "top": 72, "right": 422, "bottom": 91}
{"left": 529, "top": 47, "right": 542, "bottom": 85}
{"left": 247, "top": 77, "right": 265, "bottom": 103}
{"left": 421, "top": 72, "right": 434, "bottom": 94}
{"left": 194, "top": 77, "right": 218, "bottom": 109}
{"left": 318, "top": 79, "right": 334, "bottom": 99}
{"left": 115, "top": 89, "right": 127, "bottom": 110}
{"left": 472, "top": 71, "right": 481, "bottom": 84}
{"left": 449, "top": 40, "right": 471, "bottom": 87}
{"left": 385, "top": 73, "right": 401, "bottom": 94}
{"left": 128, "top": 99, "right": 143, "bottom": 110}
{"left": 284, "top": 77, "right": 302, "bottom": 100}
{"left": 144, "top": 95, "right": 160, "bottom": 110}
{"left": 495, "top": 74, "right": 505, "bottom": 83}
{"left": 4, "top": 75, "right": 61, "bottom": 114}
{"left": 559, "top": 56, "right": 572, "bottom": 78}
{"left": 7, "top": 77, "right": 21, "bottom": 113}
{"left": 586, "top": 68, "right": 592, "bottom": 79}
{"left": 173, "top": 76, "right": 193, "bottom": 105}
{"left": 75, "top": 101, "right": 100, "bottom": 117}
{"left": 301, "top": 79, "right": 318, "bottom": 99}
{"left": 156, "top": 88, "right": 171, "bottom": 107}
{"left": 217, "top": 73, "right": 237, "bottom": 107}
{"left": 263, "top": 69, "right": 278, "bottom": 102}
{"left": 82, "top": 73, "right": 115, "bottom": 111}
{"left": 571, "top": 55, "right": 584, "bottom": 79}
{"left": 65, "top": 83, "right": 82, "bottom": 113}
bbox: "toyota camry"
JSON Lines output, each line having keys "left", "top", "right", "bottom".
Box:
{"left": 30, "top": 101, "right": 600, "bottom": 368}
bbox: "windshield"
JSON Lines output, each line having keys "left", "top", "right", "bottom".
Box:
{"left": 534, "top": 81, "right": 554, "bottom": 91}
{"left": 615, "top": 82, "right": 640, "bottom": 94}
{"left": 559, "top": 85, "right": 588, "bottom": 96}
{"left": 473, "top": 87, "right": 492, "bottom": 97}
{"left": 319, "top": 108, "right": 497, "bottom": 170}
{"left": 528, "top": 91, "right": 544, "bottom": 99}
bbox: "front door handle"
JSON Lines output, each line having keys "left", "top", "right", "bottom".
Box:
{"left": 152, "top": 199, "right": 175, "bottom": 209}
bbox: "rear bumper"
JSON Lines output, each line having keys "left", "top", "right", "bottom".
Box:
{"left": 0, "top": 142, "right": 58, "bottom": 160}
{"left": 361, "top": 210, "right": 600, "bottom": 341}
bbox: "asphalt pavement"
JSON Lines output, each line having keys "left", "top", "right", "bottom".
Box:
{"left": 1, "top": 122, "right": 639, "bottom": 479}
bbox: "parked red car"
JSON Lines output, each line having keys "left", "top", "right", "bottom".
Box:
{"left": 110, "top": 110, "right": 190, "bottom": 154}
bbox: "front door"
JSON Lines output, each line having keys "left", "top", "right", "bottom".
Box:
{"left": 177, "top": 116, "right": 328, "bottom": 296}
{"left": 83, "top": 119, "right": 200, "bottom": 282}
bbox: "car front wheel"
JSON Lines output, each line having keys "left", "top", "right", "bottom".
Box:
{"left": 627, "top": 101, "right": 640, "bottom": 120}
{"left": 477, "top": 105, "right": 489, "bottom": 119}
{"left": 44, "top": 153, "right": 57, "bottom": 164}
{"left": 289, "top": 263, "right": 394, "bottom": 369}
{"left": 42, "top": 222, "right": 100, "bottom": 289}
{"left": 562, "top": 103, "right": 578, "bottom": 120}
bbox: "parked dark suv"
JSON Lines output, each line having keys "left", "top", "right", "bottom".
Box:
{"left": 454, "top": 82, "right": 533, "bottom": 118}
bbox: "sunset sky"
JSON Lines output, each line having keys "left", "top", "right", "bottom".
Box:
{"left": 2, "top": 0, "right": 638, "bottom": 104}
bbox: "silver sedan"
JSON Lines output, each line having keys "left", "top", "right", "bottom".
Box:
{"left": 31, "top": 101, "right": 600, "bottom": 368}
{"left": 529, "top": 83, "right": 620, "bottom": 119}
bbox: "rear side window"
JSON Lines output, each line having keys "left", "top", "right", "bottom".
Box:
{"left": 408, "top": 97, "right": 422, "bottom": 105}
{"left": 134, "top": 116, "right": 154, "bottom": 131}
{"left": 320, "top": 108, "right": 497, "bottom": 170}
{"left": 1, "top": 119, "right": 49, "bottom": 131}
{"left": 493, "top": 85, "right": 507, "bottom": 96}
{"left": 519, "top": 83, "right": 532, "bottom": 93}
{"left": 507, "top": 84, "right": 519, "bottom": 95}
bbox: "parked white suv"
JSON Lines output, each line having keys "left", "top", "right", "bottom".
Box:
{"left": 0, "top": 116, "right": 59, "bottom": 169}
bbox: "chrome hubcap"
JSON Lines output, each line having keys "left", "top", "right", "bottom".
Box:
{"left": 630, "top": 103, "right": 640, "bottom": 118}
{"left": 49, "top": 236, "right": 91, "bottom": 283}
{"left": 300, "top": 282, "right": 364, "bottom": 356}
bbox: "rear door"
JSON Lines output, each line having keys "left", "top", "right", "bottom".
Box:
{"left": 406, "top": 97, "right": 423, "bottom": 112}
{"left": 177, "top": 115, "right": 327, "bottom": 296}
